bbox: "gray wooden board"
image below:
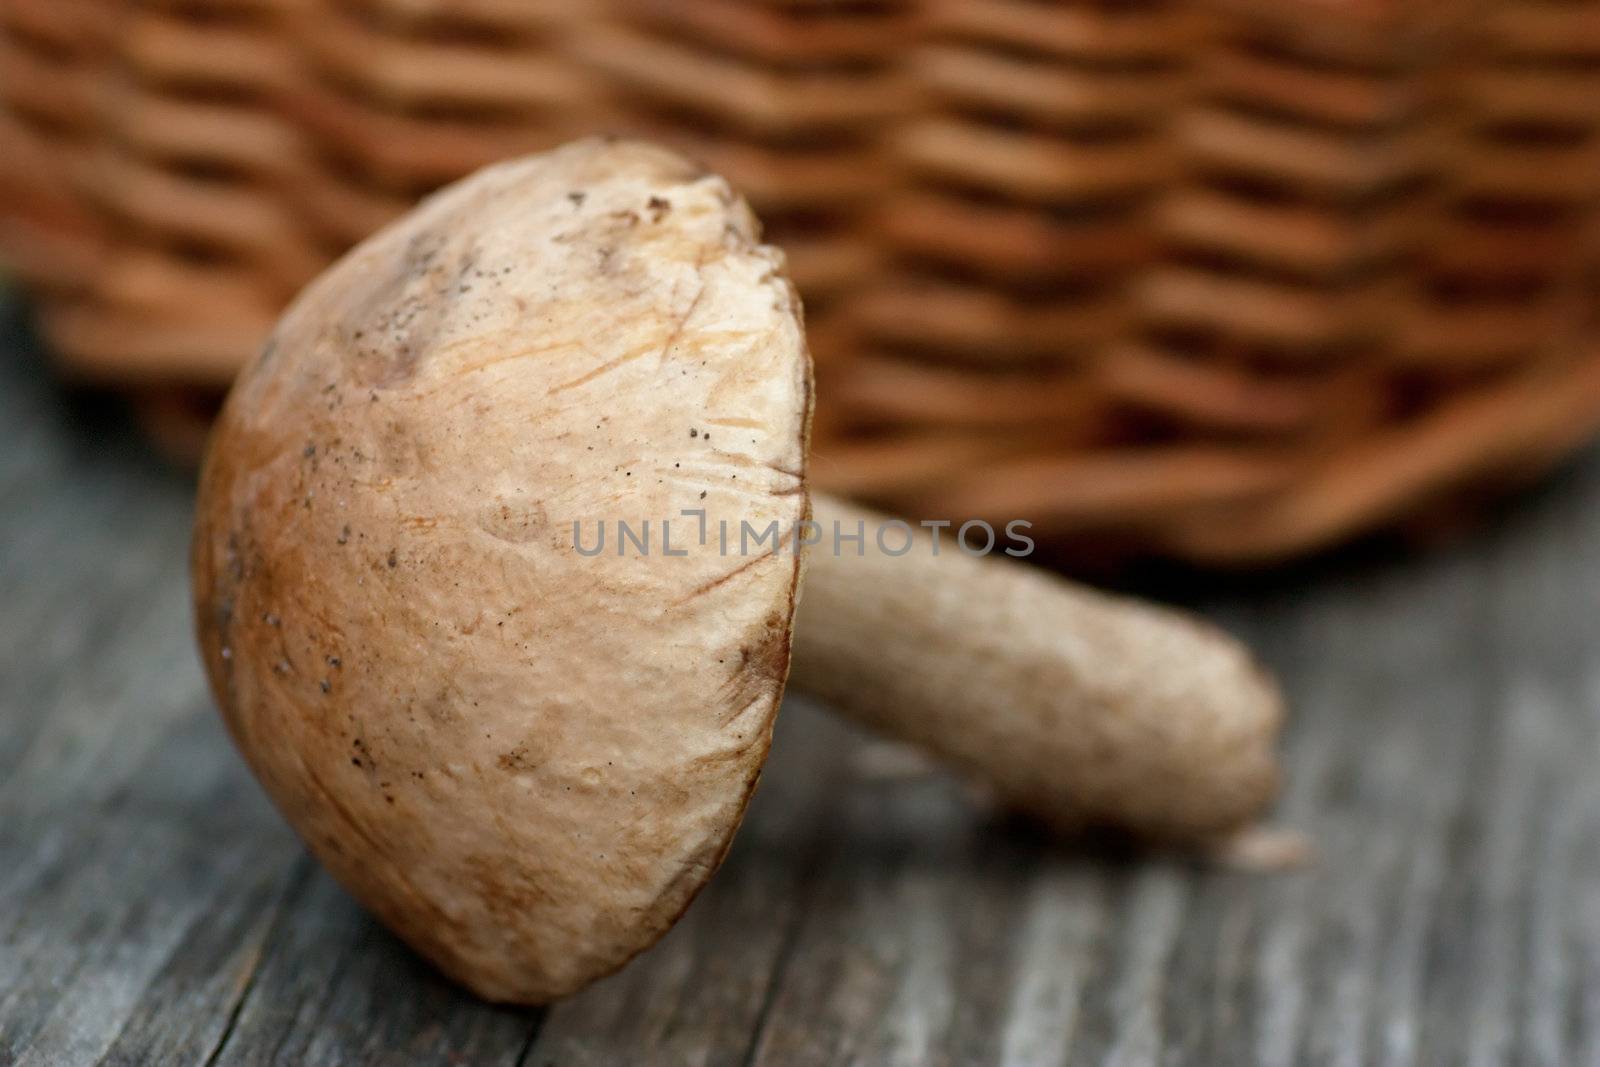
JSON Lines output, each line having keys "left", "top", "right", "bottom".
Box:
{"left": 4, "top": 297, "right": 1600, "bottom": 1065}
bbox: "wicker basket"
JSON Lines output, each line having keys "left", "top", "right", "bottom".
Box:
{"left": 5, "top": 0, "right": 1600, "bottom": 563}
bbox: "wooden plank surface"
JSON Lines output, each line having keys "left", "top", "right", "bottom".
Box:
{"left": 4, "top": 294, "right": 1600, "bottom": 1065}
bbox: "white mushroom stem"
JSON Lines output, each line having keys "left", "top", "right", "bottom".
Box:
{"left": 789, "top": 494, "right": 1284, "bottom": 843}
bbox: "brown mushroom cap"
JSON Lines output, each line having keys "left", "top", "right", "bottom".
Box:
{"left": 191, "top": 139, "right": 813, "bottom": 1003}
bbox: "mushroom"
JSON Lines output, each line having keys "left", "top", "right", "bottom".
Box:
{"left": 192, "top": 138, "right": 1283, "bottom": 1005}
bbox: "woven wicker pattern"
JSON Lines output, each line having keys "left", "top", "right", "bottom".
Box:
{"left": 3, "top": 0, "right": 1600, "bottom": 562}
{"left": 288, "top": 0, "right": 590, "bottom": 245}
{"left": 577, "top": 0, "right": 911, "bottom": 344}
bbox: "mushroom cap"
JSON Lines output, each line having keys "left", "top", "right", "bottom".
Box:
{"left": 191, "top": 139, "right": 813, "bottom": 1003}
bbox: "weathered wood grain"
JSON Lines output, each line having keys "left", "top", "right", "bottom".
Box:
{"left": 4, "top": 293, "right": 1600, "bottom": 1065}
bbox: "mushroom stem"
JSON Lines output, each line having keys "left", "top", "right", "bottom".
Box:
{"left": 789, "top": 494, "right": 1283, "bottom": 844}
